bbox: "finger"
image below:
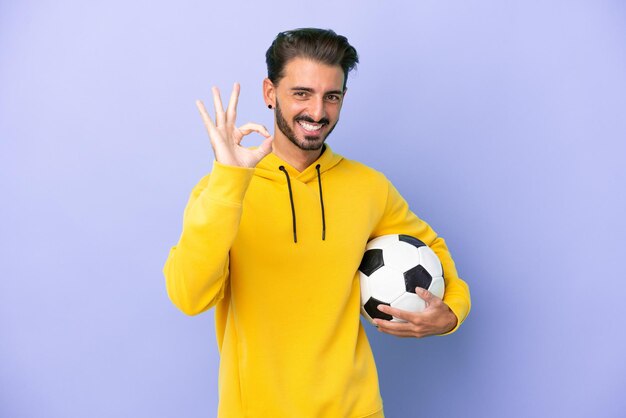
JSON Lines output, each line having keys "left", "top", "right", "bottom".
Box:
{"left": 233, "top": 123, "right": 269, "bottom": 146}
{"left": 196, "top": 100, "right": 217, "bottom": 135}
{"left": 373, "top": 316, "right": 413, "bottom": 332}
{"left": 373, "top": 319, "right": 415, "bottom": 337}
{"left": 226, "top": 82, "right": 240, "bottom": 125}
{"left": 416, "top": 287, "right": 435, "bottom": 307}
{"left": 237, "top": 123, "right": 271, "bottom": 137}
{"left": 378, "top": 328, "right": 414, "bottom": 338}
{"left": 377, "top": 304, "right": 417, "bottom": 323}
{"left": 211, "top": 86, "right": 226, "bottom": 127}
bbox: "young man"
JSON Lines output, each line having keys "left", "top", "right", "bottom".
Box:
{"left": 164, "top": 28, "right": 470, "bottom": 418}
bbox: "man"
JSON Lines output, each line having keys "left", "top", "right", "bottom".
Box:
{"left": 164, "top": 28, "right": 470, "bottom": 418}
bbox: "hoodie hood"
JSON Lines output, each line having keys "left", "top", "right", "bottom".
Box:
{"left": 254, "top": 145, "right": 343, "bottom": 183}
{"left": 253, "top": 145, "right": 343, "bottom": 243}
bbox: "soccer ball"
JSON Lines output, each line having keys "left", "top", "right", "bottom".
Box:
{"left": 358, "top": 234, "right": 445, "bottom": 324}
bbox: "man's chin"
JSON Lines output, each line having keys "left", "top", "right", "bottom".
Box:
{"left": 299, "top": 137, "right": 325, "bottom": 151}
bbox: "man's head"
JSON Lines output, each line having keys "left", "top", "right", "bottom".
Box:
{"left": 264, "top": 28, "right": 359, "bottom": 153}
{"left": 265, "top": 28, "right": 359, "bottom": 91}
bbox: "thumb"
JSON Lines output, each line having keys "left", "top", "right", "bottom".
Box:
{"left": 255, "top": 135, "right": 274, "bottom": 158}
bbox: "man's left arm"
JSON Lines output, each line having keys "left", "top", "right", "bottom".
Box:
{"left": 371, "top": 179, "right": 471, "bottom": 338}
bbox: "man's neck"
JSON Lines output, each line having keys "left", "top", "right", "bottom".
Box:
{"left": 271, "top": 135, "right": 324, "bottom": 172}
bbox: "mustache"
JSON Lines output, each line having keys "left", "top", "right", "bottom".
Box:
{"left": 295, "top": 115, "right": 330, "bottom": 125}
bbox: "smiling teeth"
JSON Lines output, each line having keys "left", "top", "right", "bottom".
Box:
{"left": 299, "top": 121, "right": 322, "bottom": 131}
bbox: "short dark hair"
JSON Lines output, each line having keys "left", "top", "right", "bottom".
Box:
{"left": 265, "top": 28, "right": 359, "bottom": 90}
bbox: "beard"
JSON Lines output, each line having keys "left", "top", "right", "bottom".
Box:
{"left": 275, "top": 99, "right": 337, "bottom": 151}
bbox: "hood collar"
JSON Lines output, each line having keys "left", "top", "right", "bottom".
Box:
{"left": 255, "top": 145, "right": 343, "bottom": 183}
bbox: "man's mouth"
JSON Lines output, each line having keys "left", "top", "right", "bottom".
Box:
{"left": 297, "top": 120, "right": 325, "bottom": 133}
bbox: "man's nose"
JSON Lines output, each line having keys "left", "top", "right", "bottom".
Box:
{"left": 308, "top": 97, "right": 326, "bottom": 122}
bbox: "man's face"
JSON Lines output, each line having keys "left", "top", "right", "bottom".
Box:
{"left": 270, "top": 57, "right": 346, "bottom": 152}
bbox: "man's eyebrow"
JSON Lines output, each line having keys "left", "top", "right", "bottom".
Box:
{"left": 290, "top": 87, "right": 314, "bottom": 92}
{"left": 290, "top": 87, "right": 344, "bottom": 95}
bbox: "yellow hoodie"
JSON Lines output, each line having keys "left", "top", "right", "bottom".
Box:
{"left": 164, "top": 146, "right": 470, "bottom": 418}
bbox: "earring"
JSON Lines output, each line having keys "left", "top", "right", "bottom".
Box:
{"left": 268, "top": 104, "right": 273, "bottom": 109}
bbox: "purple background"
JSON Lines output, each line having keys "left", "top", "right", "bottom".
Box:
{"left": 2, "top": 1, "right": 625, "bottom": 417}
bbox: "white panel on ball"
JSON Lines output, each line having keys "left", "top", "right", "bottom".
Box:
{"left": 428, "top": 277, "right": 445, "bottom": 299}
{"left": 368, "top": 267, "right": 406, "bottom": 302}
{"left": 390, "top": 293, "right": 426, "bottom": 321}
{"left": 366, "top": 234, "right": 399, "bottom": 250}
{"left": 416, "top": 246, "right": 443, "bottom": 278}
{"left": 383, "top": 241, "right": 421, "bottom": 272}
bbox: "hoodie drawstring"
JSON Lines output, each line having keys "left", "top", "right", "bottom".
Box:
{"left": 279, "top": 166, "right": 297, "bottom": 243}
{"left": 316, "top": 164, "right": 326, "bottom": 241}
{"left": 278, "top": 165, "right": 327, "bottom": 243}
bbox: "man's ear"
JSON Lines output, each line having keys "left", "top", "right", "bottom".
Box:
{"left": 263, "top": 78, "right": 276, "bottom": 108}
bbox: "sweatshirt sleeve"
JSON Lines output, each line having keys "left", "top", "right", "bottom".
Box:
{"left": 371, "top": 179, "right": 471, "bottom": 335}
{"left": 163, "top": 162, "right": 255, "bottom": 315}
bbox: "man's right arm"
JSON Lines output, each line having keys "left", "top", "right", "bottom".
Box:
{"left": 163, "top": 162, "right": 254, "bottom": 315}
{"left": 163, "top": 83, "right": 273, "bottom": 315}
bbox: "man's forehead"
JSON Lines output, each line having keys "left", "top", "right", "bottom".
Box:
{"left": 279, "top": 57, "right": 345, "bottom": 90}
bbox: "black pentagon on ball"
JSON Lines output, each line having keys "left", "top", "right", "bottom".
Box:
{"left": 359, "top": 248, "right": 384, "bottom": 276}
{"left": 404, "top": 265, "right": 432, "bottom": 293}
{"left": 364, "top": 297, "right": 392, "bottom": 321}
{"left": 399, "top": 234, "right": 426, "bottom": 249}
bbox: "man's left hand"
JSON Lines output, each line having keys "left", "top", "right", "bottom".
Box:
{"left": 373, "top": 287, "right": 458, "bottom": 338}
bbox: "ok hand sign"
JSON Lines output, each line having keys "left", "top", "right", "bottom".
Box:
{"left": 196, "top": 83, "right": 273, "bottom": 168}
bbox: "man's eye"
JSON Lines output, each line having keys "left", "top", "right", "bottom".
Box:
{"left": 294, "top": 92, "right": 307, "bottom": 97}
{"left": 326, "top": 95, "right": 340, "bottom": 102}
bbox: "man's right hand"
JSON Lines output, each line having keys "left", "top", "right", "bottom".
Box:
{"left": 196, "top": 82, "right": 273, "bottom": 168}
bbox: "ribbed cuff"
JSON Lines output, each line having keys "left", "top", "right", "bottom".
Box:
{"left": 439, "top": 300, "right": 468, "bottom": 336}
